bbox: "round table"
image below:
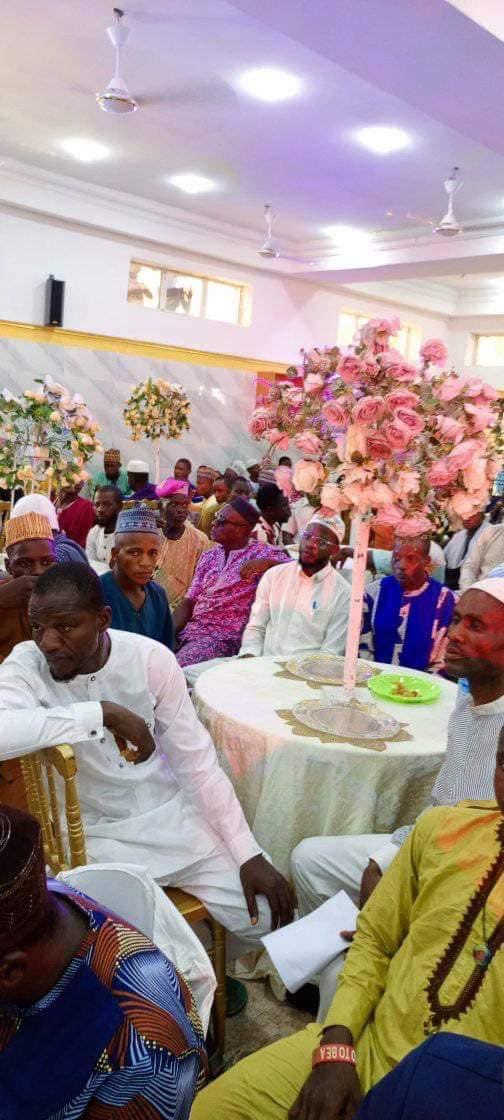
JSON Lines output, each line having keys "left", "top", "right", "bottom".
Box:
{"left": 194, "top": 656, "right": 457, "bottom": 874}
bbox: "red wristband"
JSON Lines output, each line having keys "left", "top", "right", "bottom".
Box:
{"left": 312, "top": 1044, "right": 356, "bottom": 1069}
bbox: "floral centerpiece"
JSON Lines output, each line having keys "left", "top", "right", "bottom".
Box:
{"left": 123, "top": 377, "right": 191, "bottom": 481}
{"left": 249, "top": 318, "right": 500, "bottom": 695}
{"left": 0, "top": 375, "right": 102, "bottom": 495}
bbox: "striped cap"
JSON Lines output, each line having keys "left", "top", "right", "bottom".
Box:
{"left": 5, "top": 513, "right": 53, "bottom": 549}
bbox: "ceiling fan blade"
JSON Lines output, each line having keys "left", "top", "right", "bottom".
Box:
{"left": 139, "top": 81, "right": 239, "bottom": 108}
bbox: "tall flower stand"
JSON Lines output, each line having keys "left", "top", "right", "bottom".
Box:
{"left": 343, "top": 514, "right": 371, "bottom": 697}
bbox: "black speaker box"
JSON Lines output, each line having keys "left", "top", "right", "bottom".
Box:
{"left": 45, "top": 275, "right": 65, "bottom": 327}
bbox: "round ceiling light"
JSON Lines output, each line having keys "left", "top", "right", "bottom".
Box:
{"left": 59, "top": 137, "right": 111, "bottom": 163}
{"left": 237, "top": 67, "right": 303, "bottom": 102}
{"left": 168, "top": 173, "right": 218, "bottom": 194}
{"left": 354, "top": 126, "right": 412, "bottom": 155}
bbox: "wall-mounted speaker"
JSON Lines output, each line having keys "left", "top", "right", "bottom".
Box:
{"left": 45, "top": 275, "right": 65, "bottom": 327}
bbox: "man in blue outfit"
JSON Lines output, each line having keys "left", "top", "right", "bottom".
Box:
{"left": 101, "top": 506, "right": 173, "bottom": 649}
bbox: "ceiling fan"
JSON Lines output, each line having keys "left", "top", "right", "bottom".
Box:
{"left": 257, "top": 205, "right": 317, "bottom": 263}
{"left": 433, "top": 167, "right": 463, "bottom": 237}
{"left": 96, "top": 8, "right": 138, "bottom": 115}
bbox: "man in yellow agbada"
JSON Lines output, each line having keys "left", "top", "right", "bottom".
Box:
{"left": 192, "top": 733, "right": 504, "bottom": 1120}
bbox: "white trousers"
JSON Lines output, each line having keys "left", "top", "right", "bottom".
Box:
{"left": 291, "top": 834, "right": 390, "bottom": 1020}
{"left": 159, "top": 842, "right": 272, "bottom": 953}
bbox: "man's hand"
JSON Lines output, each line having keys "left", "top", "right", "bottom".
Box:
{"left": 240, "top": 854, "right": 296, "bottom": 929}
{"left": 359, "top": 859, "right": 382, "bottom": 909}
{"left": 239, "top": 558, "right": 273, "bottom": 582}
{"left": 101, "top": 702, "right": 156, "bottom": 765}
{"left": 289, "top": 1062, "right": 362, "bottom": 1120}
{"left": 289, "top": 1028, "right": 361, "bottom": 1120}
{"left": 0, "top": 575, "right": 37, "bottom": 610}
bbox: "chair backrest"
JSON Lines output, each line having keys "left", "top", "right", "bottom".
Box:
{"left": 122, "top": 499, "right": 160, "bottom": 510}
{"left": 20, "top": 744, "right": 87, "bottom": 873}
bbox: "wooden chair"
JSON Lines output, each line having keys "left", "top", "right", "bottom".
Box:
{"left": 0, "top": 499, "right": 11, "bottom": 552}
{"left": 17, "top": 744, "right": 227, "bottom": 1060}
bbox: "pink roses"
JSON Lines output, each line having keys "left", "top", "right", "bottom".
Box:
{"left": 264, "top": 427, "right": 291, "bottom": 451}
{"left": 322, "top": 400, "right": 347, "bottom": 427}
{"left": 420, "top": 338, "right": 448, "bottom": 367}
{"left": 338, "top": 354, "right": 364, "bottom": 385}
{"left": 352, "top": 396, "right": 385, "bottom": 425}
{"left": 394, "top": 407, "right": 425, "bottom": 437}
{"left": 304, "top": 372, "right": 325, "bottom": 394}
{"left": 293, "top": 459, "right": 325, "bottom": 494}
{"left": 295, "top": 430, "right": 323, "bottom": 456}
{"left": 249, "top": 407, "right": 274, "bottom": 439}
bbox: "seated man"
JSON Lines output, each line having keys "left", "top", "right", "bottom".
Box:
{"left": 0, "top": 562, "right": 294, "bottom": 947}
{"left": 155, "top": 482, "right": 214, "bottom": 609}
{"left": 239, "top": 521, "right": 351, "bottom": 658}
{"left": 460, "top": 520, "right": 504, "bottom": 589}
{"left": 359, "top": 534, "right": 455, "bottom": 672}
{"left": 125, "top": 459, "right": 158, "bottom": 501}
{"left": 0, "top": 804, "right": 206, "bottom": 1120}
{"left": 101, "top": 506, "right": 173, "bottom": 650}
{"left": 251, "top": 483, "right": 291, "bottom": 546}
{"left": 292, "top": 577, "right": 504, "bottom": 1019}
{"left": 286, "top": 492, "right": 345, "bottom": 545}
{"left": 86, "top": 484, "right": 123, "bottom": 569}
{"left": 57, "top": 482, "right": 95, "bottom": 549}
{"left": 175, "top": 496, "right": 290, "bottom": 667}
{"left": 199, "top": 474, "right": 232, "bottom": 537}
{"left": 0, "top": 513, "right": 56, "bottom": 663}
{"left": 91, "top": 447, "right": 129, "bottom": 497}
{"left": 444, "top": 508, "right": 487, "bottom": 590}
{"left": 11, "top": 494, "right": 89, "bottom": 563}
{"left": 173, "top": 456, "right": 196, "bottom": 496}
{"left": 192, "top": 737, "right": 504, "bottom": 1120}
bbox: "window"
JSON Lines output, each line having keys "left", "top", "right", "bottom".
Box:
{"left": 127, "top": 259, "right": 250, "bottom": 326}
{"left": 337, "top": 310, "right": 421, "bottom": 359}
{"left": 470, "top": 334, "right": 504, "bottom": 366}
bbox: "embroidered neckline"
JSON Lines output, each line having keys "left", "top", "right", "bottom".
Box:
{"left": 425, "top": 818, "right": 504, "bottom": 1032}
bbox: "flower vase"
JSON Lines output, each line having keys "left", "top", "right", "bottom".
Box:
{"left": 342, "top": 514, "right": 371, "bottom": 699}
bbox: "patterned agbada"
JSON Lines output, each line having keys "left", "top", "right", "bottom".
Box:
{"left": 156, "top": 523, "right": 215, "bottom": 608}
{"left": 0, "top": 880, "right": 206, "bottom": 1120}
{"left": 360, "top": 575, "right": 455, "bottom": 672}
{"left": 191, "top": 801, "right": 504, "bottom": 1120}
{"left": 177, "top": 541, "right": 290, "bottom": 666}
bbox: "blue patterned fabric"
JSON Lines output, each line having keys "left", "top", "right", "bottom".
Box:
{"left": 0, "top": 881, "right": 206, "bottom": 1119}
{"left": 360, "top": 576, "right": 455, "bottom": 671}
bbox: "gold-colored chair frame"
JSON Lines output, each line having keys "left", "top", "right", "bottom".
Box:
{"left": 18, "top": 744, "right": 226, "bottom": 1061}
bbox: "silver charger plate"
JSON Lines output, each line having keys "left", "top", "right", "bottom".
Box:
{"left": 292, "top": 699, "right": 401, "bottom": 741}
{"left": 286, "top": 653, "right": 373, "bottom": 685}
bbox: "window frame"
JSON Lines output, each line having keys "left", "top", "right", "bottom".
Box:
{"left": 336, "top": 309, "right": 421, "bottom": 359}
{"left": 469, "top": 333, "right": 504, "bottom": 367}
{"left": 128, "top": 258, "right": 251, "bottom": 327}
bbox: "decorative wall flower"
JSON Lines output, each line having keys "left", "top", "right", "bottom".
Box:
{"left": 123, "top": 377, "right": 191, "bottom": 443}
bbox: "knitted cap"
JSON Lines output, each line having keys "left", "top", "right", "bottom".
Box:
{"left": 104, "top": 449, "right": 121, "bottom": 465}
{"left": 126, "top": 460, "right": 150, "bottom": 475}
{"left": 115, "top": 507, "right": 159, "bottom": 536}
{"left": 0, "top": 805, "right": 52, "bottom": 953}
{"left": 5, "top": 513, "right": 53, "bottom": 549}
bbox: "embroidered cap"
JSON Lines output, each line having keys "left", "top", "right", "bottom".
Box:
{"left": 5, "top": 513, "right": 54, "bottom": 549}
{"left": 104, "top": 449, "right": 121, "bottom": 465}
{"left": 115, "top": 507, "right": 159, "bottom": 536}
{"left": 196, "top": 467, "right": 219, "bottom": 482}
{"left": 0, "top": 805, "right": 52, "bottom": 953}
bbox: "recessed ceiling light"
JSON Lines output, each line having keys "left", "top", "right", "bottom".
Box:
{"left": 168, "top": 173, "right": 217, "bottom": 195}
{"left": 354, "top": 126, "right": 412, "bottom": 155}
{"left": 323, "top": 225, "right": 372, "bottom": 250}
{"left": 59, "top": 137, "right": 111, "bottom": 163}
{"left": 237, "top": 67, "right": 302, "bottom": 103}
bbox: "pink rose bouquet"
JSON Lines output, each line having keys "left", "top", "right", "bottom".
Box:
{"left": 420, "top": 339, "right": 448, "bottom": 367}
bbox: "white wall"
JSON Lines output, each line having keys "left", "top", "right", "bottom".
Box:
{"left": 449, "top": 318, "right": 504, "bottom": 390}
{"left": 0, "top": 208, "right": 450, "bottom": 364}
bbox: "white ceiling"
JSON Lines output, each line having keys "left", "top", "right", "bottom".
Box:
{"left": 3, "top": 0, "right": 504, "bottom": 306}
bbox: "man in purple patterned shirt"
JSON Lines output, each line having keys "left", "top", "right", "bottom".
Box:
{"left": 174, "top": 497, "right": 291, "bottom": 667}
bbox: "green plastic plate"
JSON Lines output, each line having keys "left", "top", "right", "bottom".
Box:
{"left": 367, "top": 672, "right": 441, "bottom": 705}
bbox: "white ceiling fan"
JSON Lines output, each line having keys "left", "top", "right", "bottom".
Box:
{"left": 434, "top": 166, "right": 463, "bottom": 237}
{"left": 257, "top": 205, "right": 317, "bottom": 263}
{"left": 96, "top": 8, "right": 138, "bottom": 114}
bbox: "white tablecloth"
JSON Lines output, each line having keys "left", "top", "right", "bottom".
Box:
{"left": 194, "top": 656, "right": 457, "bottom": 874}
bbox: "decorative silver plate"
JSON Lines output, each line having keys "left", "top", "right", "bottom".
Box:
{"left": 286, "top": 653, "right": 373, "bottom": 685}
{"left": 292, "top": 699, "right": 401, "bottom": 741}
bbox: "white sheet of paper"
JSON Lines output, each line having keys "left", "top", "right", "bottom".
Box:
{"left": 262, "top": 890, "right": 358, "bottom": 993}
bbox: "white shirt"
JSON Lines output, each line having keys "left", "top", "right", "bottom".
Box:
{"left": 86, "top": 524, "right": 115, "bottom": 565}
{"left": 444, "top": 520, "right": 487, "bottom": 571}
{"left": 0, "top": 631, "right": 261, "bottom": 878}
{"left": 460, "top": 523, "right": 504, "bottom": 590}
{"left": 372, "top": 686, "right": 504, "bottom": 872}
{"left": 239, "top": 561, "right": 351, "bottom": 658}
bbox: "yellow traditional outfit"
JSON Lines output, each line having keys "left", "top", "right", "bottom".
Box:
{"left": 192, "top": 800, "right": 504, "bottom": 1119}
{"left": 156, "top": 522, "right": 214, "bottom": 608}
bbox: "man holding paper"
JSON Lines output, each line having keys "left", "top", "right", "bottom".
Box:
{"left": 191, "top": 735, "right": 504, "bottom": 1119}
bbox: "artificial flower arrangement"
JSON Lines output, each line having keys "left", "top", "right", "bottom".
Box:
{"left": 249, "top": 317, "right": 500, "bottom": 695}
{"left": 123, "top": 377, "right": 191, "bottom": 443}
{"left": 0, "top": 375, "right": 102, "bottom": 492}
{"left": 249, "top": 318, "right": 500, "bottom": 535}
